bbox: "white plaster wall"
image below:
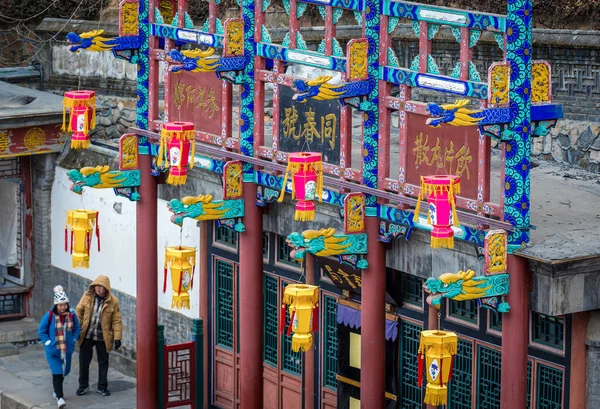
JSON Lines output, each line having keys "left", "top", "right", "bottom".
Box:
{"left": 53, "top": 46, "right": 138, "bottom": 81}
{"left": 51, "top": 166, "right": 199, "bottom": 318}
{"left": 52, "top": 46, "right": 166, "bottom": 83}
{"left": 157, "top": 199, "right": 200, "bottom": 318}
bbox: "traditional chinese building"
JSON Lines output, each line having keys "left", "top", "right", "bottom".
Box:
{"left": 46, "top": 0, "right": 600, "bottom": 407}
{"left": 0, "top": 82, "right": 65, "bottom": 320}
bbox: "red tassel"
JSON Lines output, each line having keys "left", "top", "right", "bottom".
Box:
{"left": 190, "top": 265, "right": 196, "bottom": 290}
{"left": 95, "top": 214, "right": 100, "bottom": 251}
{"left": 287, "top": 310, "right": 296, "bottom": 337}
{"left": 279, "top": 304, "right": 286, "bottom": 334}
{"left": 64, "top": 226, "right": 68, "bottom": 252}
{"left": 312, "top": 303, "right": 319, "bottom": 333}
{"left": 70, "top": 231, "right": 74, "bottom": 254}
{"left": 448, "top": 355, "right": 454, "bottom": 382}
{"left": 417, "top": 353, "right": 424, "bottom": 387}
{"left": 163, "top": 267, "right": 168, "bottom": 293}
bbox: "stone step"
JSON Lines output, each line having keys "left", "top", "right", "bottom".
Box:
{"left": 0, "top": 318, "right": 39, "bottom": 345}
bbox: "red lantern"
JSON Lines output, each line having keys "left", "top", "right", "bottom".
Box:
{"left": 413, "top": 175, "right": 461, "bottom": 249}
{"left": 156, "top": 121, "right": 195, "bottom": 185}
{"left": 62, "top": 90, "right": 96, "bottom": 149}
{"left": 278, "top": 152, "right": 323, "bottom": 221}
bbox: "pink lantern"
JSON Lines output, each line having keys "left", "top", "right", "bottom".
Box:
{"left": 413, "top": 175, "right": 461, "bottom": 249}
{"left": 62, "top": 90, "right": 96, "bottom": 149}
{"left": 278, "top": 152, "right": 323, "bottom": 221}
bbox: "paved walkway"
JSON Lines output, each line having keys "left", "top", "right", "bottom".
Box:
{"left": 0, "top": 344, "right": 136, "bottom": 409}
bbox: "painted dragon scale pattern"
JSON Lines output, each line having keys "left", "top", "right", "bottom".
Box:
{"left": 286, "top": 228, "right": 369, "bottom": 269}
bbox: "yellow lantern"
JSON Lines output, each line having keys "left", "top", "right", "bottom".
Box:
{"left": 418, "top": 330, "right": 458, "bottom": 406}
{"left": 65, "top": 209, "right": 100, "bottom": 268}
{"left": 281, "top": 284, "right": 319, "bottom": 352}
{"left": 163, "top": 246, "right": 196, "bottom": 309}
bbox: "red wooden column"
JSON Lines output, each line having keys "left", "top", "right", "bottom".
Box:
{"left": 570, "top": 312, "right": 589, "bottom": 409}
{"left": 136, "top": 152, "right": 158, "bottom": 409}
{"left": 239, "top": 181, "right": 263, "bottom": 409}
{"left": 199, "top": 221, "right": 209, "bottom": 409}
{"left": 304, "top": 254, "right": 315, "bottom": 409}
{"left": 360, "top": 217, "right": 386, "bottom": 409}
{"left": 500, "top": 255, "right": 530, "bottom": 409}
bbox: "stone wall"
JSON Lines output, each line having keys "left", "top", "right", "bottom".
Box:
{"left": 533, "top": 120, "right": 600, "bottom": 173}
{"left": 30, "top": 154, "right": 58, "bottom": 319}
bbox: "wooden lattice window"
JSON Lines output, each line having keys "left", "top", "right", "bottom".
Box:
{"left": 532, "top": 312, "right": 564, "bottom": 350}
{"left": 323, "top": 295, "right": 338, "bottom": 390}
{"left": 263, "top": 274, "right": 278, "bottom": 367}
{"left": 400, "top": 273, "right": 424, "bottom": 307}
{"left": 215, "top": 259, "right": 234, "bottom": 349}
{"left": 399, "top": 320, "right": 423, "bottom": 408}
{"left": 449, "top": 338, "right": 473, "bottom": 409}
{"left": 215, "top": 224, "right": 237, "bottom": 247}
{"left": 448, "top": 299, "right": 479, "bottom": 324}
{"left": 277, "top": 235, "right": 300, "bottom": 267}
{"left": 536, "top": 363, "right": 563, "bottom": 409}
{"left": 476, "top": 345, "right": 502, "bottom": 409}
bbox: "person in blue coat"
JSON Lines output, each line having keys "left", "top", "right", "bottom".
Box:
{"left": 38, "top": 285, "right": 81, "bottom": 409}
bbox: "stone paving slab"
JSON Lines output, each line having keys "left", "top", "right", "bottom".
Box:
{"left": 0, "top": 344, "right": 136, "bottom": 409}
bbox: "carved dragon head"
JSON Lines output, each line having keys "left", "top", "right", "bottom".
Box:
{"left": 291, "top": 79, "right": 312, "bottom": 103}
{"left": 65, "top": 30, "right": 115, "bottom": 53}
{"left": 67, "top": 165, "right": 110, "bottom": 194}
{"left": 425, "top": 99, "right": 483, "bottom": 128}
{"left": 167, "top": 48, "right": 221, "bottom": 73}
{"left": 286, "top": 232, "right": 307, "bottom": 260}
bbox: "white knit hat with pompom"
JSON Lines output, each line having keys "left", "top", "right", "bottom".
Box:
{"left": 53, "top": 285, "right": 69, "bottom": 305}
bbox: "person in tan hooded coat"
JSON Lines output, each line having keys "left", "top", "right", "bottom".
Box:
{"left": 75, "top": 275, "right": 122, "bottom": 397}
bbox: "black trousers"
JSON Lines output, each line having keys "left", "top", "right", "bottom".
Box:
{"left": 52, "top": 374, "right": 64, "bottom": 399}
{"left": 79, "top": 338, "right": 109, "bottom": 390}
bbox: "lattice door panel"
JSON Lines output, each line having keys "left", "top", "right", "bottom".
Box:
{"left": 165, "top": 342, "right": 195, "bottom": 408}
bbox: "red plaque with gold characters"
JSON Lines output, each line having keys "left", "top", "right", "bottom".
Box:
{"left": 167, "top": 71, "right": 223, "bottom": 137}
{"left": 406, "top": 114, "right": 485, "bottom": 199}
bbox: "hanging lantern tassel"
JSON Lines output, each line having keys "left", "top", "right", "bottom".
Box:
{"left": 418, "top": 330, "right": 458, "bottom": 407}
{"left": 277, "top": 152, "right": 323, "bottom": 222}
{"left": 64, "top": 226, "right": 68, "bottom": 252}
{"left": 413, "top": 175, "right": 461, "bottom": 249}
{"left": 157, "top": 122, "right": 195, "bottom": 186}
{"left": 65, "top": 209, "right": 99, "bottom": 268}
{"left": 282, "top": 284, "right": 320, "bottom": 352}
{"left": 63, "top": 90, "right": 96, "bottom": 149}
{"left": 279, "top": 304, "right": 287, "bottom": 334}
{"left": 165, "top": 246, "right": 197, "bottom": 309}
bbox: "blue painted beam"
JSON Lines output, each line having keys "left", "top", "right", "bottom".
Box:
{"left": 298, "top": 0, "right": 363, "bottom": 11}
{"left": 257, "top": 43, "right": 347, "bottom": 72}
{"left": 151, "top": 24, "right": 224, "bottom": 48}
{"left": 532, "top": 103, "right": 563, "bottom": 122}
{"left": 381, "top": 66, "right": 488, "bottom": 99}
{"left": 381, "top": 0, "right": 506, "bottom": 32}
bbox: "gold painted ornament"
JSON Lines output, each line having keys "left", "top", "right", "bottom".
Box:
{"left": 64, "top": 209, "right": 100, "bottom": 268}
{"left": 418, "top": 330, "right": 458, "bottom": 406}
{"left": 280, "top": 284, "right": 319, "bottom": 352}
{"left": 162, "top": 246, "right": 196, "bottom": 309}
